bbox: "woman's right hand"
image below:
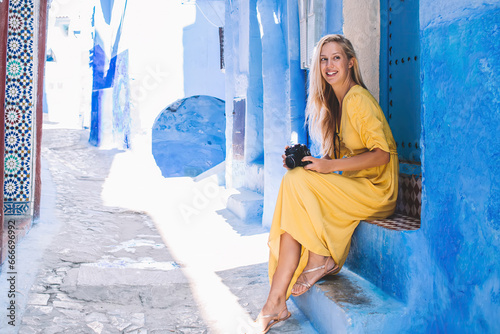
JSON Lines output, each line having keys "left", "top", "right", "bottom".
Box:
{"left": 282, "top": 146, "right": 290, "bottom": 169}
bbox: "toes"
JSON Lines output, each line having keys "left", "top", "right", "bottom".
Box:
{"left": 255, "top": 317, "right": 269, "bottom": 332}
{"left": 291, "top": 283, "right": 304, "bottom": 295}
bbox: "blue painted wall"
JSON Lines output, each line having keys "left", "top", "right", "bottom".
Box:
{"left": 89, "top": 0, "right": 130, "bottom": 148}
{"left": 183, "top": 2, "right": 225, "bottom": 100}
{"left": 309, "top": 0, "right": 342, "bottom": 157}
{"left": 152, "top": 95, "right": 225, "bottom": 178}
{"left": 225, "top": 0, "right": 500, "bottom": 329}
{"left": 347, "top": 1, "right": 500, "bottom": 332}
{"left": 224, "top": 0, "right": 345, "bottom": 225}
{"left": 258, "top": 0, "right": 291, "bottom": 227}
{"left": 259, "top": 0, "right": 335, "bottom": 227}
{"left": 258, "top": 0, "right": 345, "bottom": 226}
{"left": 112, "top": 50, "right": 131, "bottom": 148}
{"left": 224, "top": 0, "right": 264, "bottom": 190}
{"left": 418, "top": 2, "right": 500, "bottom": 331}
{"left": 325, "top": 0, "right": 343, "bottom": 35}
{"left": 223, "top": 0, "right": 500, "bottom": 331}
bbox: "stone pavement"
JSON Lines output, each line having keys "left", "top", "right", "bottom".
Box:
{"left": 0, "top": 127, "right": 317, "bottom": 334}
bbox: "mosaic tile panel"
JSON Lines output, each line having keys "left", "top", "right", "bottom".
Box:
{"left": 395, "top": 174, "right": 422, "bottom": 218}
{"left": 3, "top": 0, "right": 36, "bottom": 216}
{"left": 365, "top": 174, "right": 422, "bottom": 231}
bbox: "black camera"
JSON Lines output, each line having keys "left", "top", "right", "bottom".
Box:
{"left": 285, "top": 144, "right": 312, "bottom": 169}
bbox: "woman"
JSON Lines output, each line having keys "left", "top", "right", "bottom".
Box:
{"left": 255, "top": 34, "right": 398, "bottom": 333}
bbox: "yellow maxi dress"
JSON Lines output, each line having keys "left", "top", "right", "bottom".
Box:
{"left": 268, "top": 85, "right": 399, "bottom": 298}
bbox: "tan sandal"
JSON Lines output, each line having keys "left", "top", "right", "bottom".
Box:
{"left": 291, "top": 257, "right": 339, "bottom": 297}
{"left": 255, "top": 306, "right": 291, "bottom": 333}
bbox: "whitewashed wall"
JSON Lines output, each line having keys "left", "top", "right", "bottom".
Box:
{"left": 343, "top": 0, "right": 380, "bottom": 100}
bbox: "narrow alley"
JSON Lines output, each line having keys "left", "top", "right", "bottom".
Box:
{"left": 2, "top": 0, "right": 499, "bottom": 333}
{"left": 0, "top": 124, "right": 317, "bottom": 334}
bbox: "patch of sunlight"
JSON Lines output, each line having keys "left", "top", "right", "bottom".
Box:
{"left": 82, "top": 257, "right": 180, "bottom": 271}
{"left": 101, "top": 133, "right": 269, "bottom": 332}
{"left": 291, "top": 130, "right": 299, "bottom": 145}
{"left": 106, "top": 239, "right": 165, "bottom": 253}
{"left": 183, "top": 266, "right": 264, "bottom": 334}
{"left": 274, "top": 11, "right": 280, "bottom": 24}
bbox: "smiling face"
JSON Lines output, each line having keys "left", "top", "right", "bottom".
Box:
{"left": 320, "top": 42, "right": 354, "bottom": 88}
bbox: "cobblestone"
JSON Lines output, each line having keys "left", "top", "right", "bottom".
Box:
{"left": 0, "top": 128, "right": 318, "bottom": 333}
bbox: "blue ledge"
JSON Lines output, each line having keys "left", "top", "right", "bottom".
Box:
{"left": 346, "top": 220, "right": 420, "bottom": 303}
{"left": 292, "top": 268, "right": 408, "bottom": 334}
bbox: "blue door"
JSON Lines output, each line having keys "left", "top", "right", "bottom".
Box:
{"left": 381, "top": 0, "right": 421, "bottom": 164}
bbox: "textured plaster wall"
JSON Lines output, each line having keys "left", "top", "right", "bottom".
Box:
{"left": 89, "top": 1, "right": 225, "bottom": 148}
{"left": 223, "top": 0, "right": 499, "bottom": 330}
{"left": 343, "top": 0, "right": 380, "bottom": 100}
{"left": 348, "top": 2, "right": 500, "bottom": 332}
{"left": 257, "top": 0, "right": 309, "bottom": 227}
{"left": 285, "top": 0, "right": 307, "bottom": 163}
{"left": 223, "top": 0, "right": 237, "bottom": 189}
{"left": 89, "top": 0, "right": 129, "bottom": 148}
{"left": 152, "top": 95, "right": 225, "bottom": 178}
{"left": 120, "top": 1, "right": 225, "bottom": 135}
{"left": 244, "top": 0, "right": 264, "bottom": 169}
{"left": 224, "top": 0, "right": 308, "bottom": 224}
{"left": 257, "top": 0, "right": 290, "bottom": 227}
{"left": 325, "top": 0, "right": 343, "bottom": 35}
{"left": 44, "top": 1, "right": 93, "bottom": 128}
{"left": 224, "top": 0, "right": 264, "bottom": 191}
{"left": 183, "top": 1, "right": 225, "bottom": 100}
{"left": 418, "top": 1, "right": 500, "bottom": 331}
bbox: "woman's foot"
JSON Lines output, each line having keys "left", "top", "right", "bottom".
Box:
{"left": 255, "top": 299, "right": 290, "bottom": 333}
{"left": 291, "top": 255, "right": 339, "bottom": 297}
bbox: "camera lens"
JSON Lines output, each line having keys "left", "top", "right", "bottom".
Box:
{"left": 285, "top": 156, "right": 296, "bottom": 169}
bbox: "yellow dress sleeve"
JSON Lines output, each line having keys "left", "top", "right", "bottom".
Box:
{"left": 344, "top": 92, "right": 391, "bottom": 153}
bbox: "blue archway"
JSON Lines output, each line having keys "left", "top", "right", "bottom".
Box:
{"left": 152, "top": 95, "right": 225, "bottom": 177}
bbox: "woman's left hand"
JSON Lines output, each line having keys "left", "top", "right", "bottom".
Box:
{"left": 302, "top": 156, "right": 336, "bottom": 173}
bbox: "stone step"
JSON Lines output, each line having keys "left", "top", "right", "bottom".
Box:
{"left": 59, "top": 263, "right": 190, "bottom": 307}
{"left": 193, "top": 161, "right": 226, "bottom": 186}
{"left": 226, "top": 188, "right": 264, "bottom": 224}
{"left": 292, "top": 267, "right": 408, "bottom": 334}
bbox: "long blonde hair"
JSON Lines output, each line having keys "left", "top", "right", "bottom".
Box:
{"left": 305, "top": 34, "right": 367, "bottom": 157}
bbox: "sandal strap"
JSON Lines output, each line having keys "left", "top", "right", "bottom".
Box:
{"left": 292, "top": 258, "right": 339, "bottom": 297}
{"left": 302, "top": 264, "right": 326, "bottom": 274}
{"left": 259, "top": 306, "right": 288, "bottom": 319}
{"left": 303, "top": 257, "right": 337, "bottom": 274}
{"left": 294, "top": 281, "right": 312, "bottom": 289}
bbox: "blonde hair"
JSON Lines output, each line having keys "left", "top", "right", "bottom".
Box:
{"left": 305, "top": 34, "right": 367, "bottom": 157}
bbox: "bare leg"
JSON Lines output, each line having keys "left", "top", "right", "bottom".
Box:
{"left": 257, "top": 232, "right": 300, "bottom": 329}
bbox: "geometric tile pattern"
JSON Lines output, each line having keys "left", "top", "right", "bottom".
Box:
{"left": 366, "top": 174, "right": 422, "bottom": 231}
{"left": 365, "top": 213, "right": 420, "bottom": 231}
{"left": 3, "top": 0, "right": 36, "bottom": 216}
{"left": 4, "top": 201, "right": 30, "bottom": 215}
{"left": 395, "top": 174, "right": 421, "bottom": 219}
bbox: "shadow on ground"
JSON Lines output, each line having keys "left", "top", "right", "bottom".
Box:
{"left": 0, "top": 128, "right": 211, "bottom": 333}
